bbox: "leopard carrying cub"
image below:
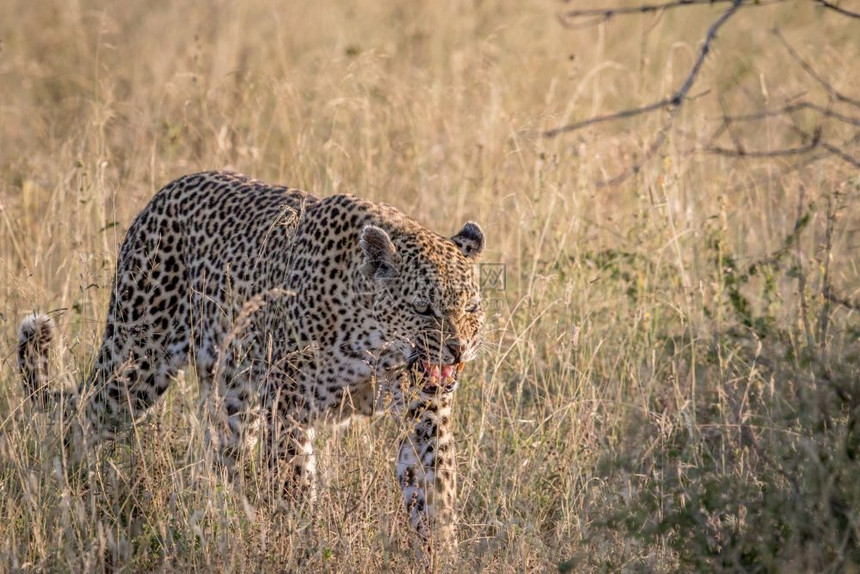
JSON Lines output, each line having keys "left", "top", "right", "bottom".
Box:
{"left": 17, "top": 170, "right": 485, "bottom": 549}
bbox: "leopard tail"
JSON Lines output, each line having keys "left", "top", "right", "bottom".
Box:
{"left": 17, "top": 313, "right": 56, "bottom": 409}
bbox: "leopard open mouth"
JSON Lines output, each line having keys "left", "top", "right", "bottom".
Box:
{"left": 406, "top": 356, "right": 465, "bottom": 394}
{"left": 406, "top": 350, "right": 466, "bottom": 395}
{"left": 422, "top": 360, "right": 464, "bottom": 384}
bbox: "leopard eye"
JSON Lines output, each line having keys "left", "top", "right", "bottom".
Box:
{"left": 466, "top": 301, "right": 481, "bottom": 314}
{"left": 412, "top": 300, "right": 434, "bottom": 316}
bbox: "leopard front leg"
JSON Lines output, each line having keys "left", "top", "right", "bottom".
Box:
{"left": 396, "top": 390, "right": 457, "bottom": 549}
{"left": 264, "top": 390, "right": 317, "bottom": 505}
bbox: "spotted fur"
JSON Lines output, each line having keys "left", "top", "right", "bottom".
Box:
{"left": 16, "top": 170, "right": 485, "bottom": 548}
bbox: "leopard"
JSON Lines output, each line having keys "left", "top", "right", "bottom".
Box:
{"left": 16, "top": 170, "right": 486, "bottom": 549}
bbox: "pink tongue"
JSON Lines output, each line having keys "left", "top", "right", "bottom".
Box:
{"left": 440, "top": 365, "right": 454, "bottom": 379}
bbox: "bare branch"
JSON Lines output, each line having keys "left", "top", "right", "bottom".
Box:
{"left": 818, "top": 140, "right": 860, "bottom": 168}
{"left": 544, "top": 2, "right": 746, "bottom": 187}
{"left": 818, "top": 193, "right": 836, "bottom": 349}
{"left": 772, "top": 28, "right": 860, "bottom": 109}
{"left": 546, "top": 0, "right": 743, "bottom": 139}
{"left": 815, "top": 0, "right": 860, "bottom": 19}
{"left": 719, "top": 95, "right": 747, "bottom": 153}
{"left": 788, "top": 122, "right": 860, "bottom": 168}
{"left": 563, "top": 0, "right": 729, "bottom": 18}
{"left": 549, "top": 1, "right": 860, "bottom": 186}
{"left": 823, "top": 287, "right": 860, "bottom": 312}
{"left": 542, "top": 100, "right": 673, "bottom": 138}
{"left": 673, "top": 3, "right": 743, "bottom": 104}
{"left": 722, "top": 129, "right": 860, "bottom": 195}
{"left": 703, "top": 140, "right": 820, "bottom": 158}
{"left": 719, "top": 101, "right": 860, "bottom": 128}
{"left": 707, "top": 107, "right": 860, "bottom": 168}
{"left": 560, "top": 0, "right": 784, "bottom": 25}
{"left": 794, "top": 186, "right": 815, "bottom": 351}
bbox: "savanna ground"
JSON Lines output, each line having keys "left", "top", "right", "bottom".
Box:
{"left": 2, "top": 0, "right": 860, "bottom": 571}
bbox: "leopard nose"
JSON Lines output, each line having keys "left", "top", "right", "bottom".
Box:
{"left": 446, "top": 340, "right": 463, "bottom": 363}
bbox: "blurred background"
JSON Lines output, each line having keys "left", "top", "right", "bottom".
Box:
{"left": 2, "top": 0, "right": 860, "bottom": 570}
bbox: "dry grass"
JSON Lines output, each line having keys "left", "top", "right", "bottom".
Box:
{"left": 2, "top": 0, "right": 860, "bottom": 571}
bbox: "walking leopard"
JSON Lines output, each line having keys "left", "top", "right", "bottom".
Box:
{"left": 16, "top": 170, "right": 485, "bottom": 548}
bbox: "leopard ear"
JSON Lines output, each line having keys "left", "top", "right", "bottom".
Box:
{"left": 360, "top": 225, "right": 400, "bottom": 279}
{"left": 451, "top": 221, "right": 484, "bottom": 260}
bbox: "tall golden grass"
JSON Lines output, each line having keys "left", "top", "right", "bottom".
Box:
{"left": 2, "top": 0, "right": 860, "bottom": 570}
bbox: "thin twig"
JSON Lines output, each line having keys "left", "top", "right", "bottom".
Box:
{"left": 542, "top": 100, "right": 673, "bottom": 138}
{"left": 772, "top": 28, "right": 860, "bottom": 109}
{"left": 702, "top": 139, "right": 820, "bottom": 158}
{"left": 815, "top": 0, "right": 860, "bottom": 19}
{"left": 817, "top": 193, "right": 836, "bottom": 358}
{"left": 720, "top": 101, "right": 860, "bottom": 127}
{"left": 719, "top": 95, "right": 747, "bottom": 153}
{"left": 560, "top": 0, "right": 784, "bottom": 23}
{"left": 818, "top": 140, "right": 860, "bottom": 168}
{"left": 788, "top": 123, "right": 860, "bottom": 169}
{"left": 563, "top": 0, "right": 734, "bottom": 18}
{"left": 794, "top": 186, "right": 815, "bottom": 351}
{"left": 823, "top": 287, "right": 860, "bottom": 312}
{"left": 711, "top": 102, "right": 860, "bottom": 168}
{"left": 722, "top": 130, "right": 860, "bottom": 196}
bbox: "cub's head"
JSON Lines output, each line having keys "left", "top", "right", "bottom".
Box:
{"left": 359, "top": 221, "right": 485, "bottom": 390}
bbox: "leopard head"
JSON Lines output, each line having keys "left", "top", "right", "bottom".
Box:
{"left": 359, "top": 221, "right": 485, "bottom": 391}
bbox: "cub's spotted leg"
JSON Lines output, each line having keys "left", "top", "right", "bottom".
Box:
{"left": 397, "top": 389, "right": 457, "bottom": 549}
